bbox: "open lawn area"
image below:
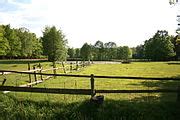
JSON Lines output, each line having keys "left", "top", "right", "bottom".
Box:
{"left": 0, "top": 60, "right": 180, "bottom": 119}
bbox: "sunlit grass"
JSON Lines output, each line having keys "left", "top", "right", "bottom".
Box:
{"left": 1, "top": 61, "right": 180, "bottom": 119}
{"left": 1, "top": 61, "right": 180, "bottom": 102}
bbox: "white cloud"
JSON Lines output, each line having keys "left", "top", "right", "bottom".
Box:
{"left": 0, "top": 0, "right": 178, "bottom": 48}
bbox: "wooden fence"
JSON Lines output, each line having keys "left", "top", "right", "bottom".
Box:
{"left": 0, "top": 69, "right": 180, "bottom": 101}
{"left": 0, "top": 61, "right": 92, "bottom": 93}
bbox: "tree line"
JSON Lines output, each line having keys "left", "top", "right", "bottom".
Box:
{"left": 0, "top": 24, "right": 42, "bottom": 59}
{"left": 0, "top": 24, "right": 67, "bottom": 61}
{"left": 0, "top": 24, "right": 180, "bottom": 61}
{"left": 68, "top": 30, "right": 180, "bottom": 61}
{"left": 68, "top": 41, "right": 132, "bottom": 61}
{"left": 133, "top": 30, "right": 180, "bottom": 61}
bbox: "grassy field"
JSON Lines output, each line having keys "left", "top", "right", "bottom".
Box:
{"left": 0, "top": 60, "right": 180, "bottom": 119}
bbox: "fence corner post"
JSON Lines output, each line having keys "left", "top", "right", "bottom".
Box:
{"left": 90, "top": 74, "right": 95, "bottom": 97}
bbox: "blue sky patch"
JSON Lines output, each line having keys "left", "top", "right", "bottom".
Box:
{"left": 13, "top": 0, "right": 31, "bottom": 4}
{"left": 0, "top": 0, "right": 31, "bottom": 12}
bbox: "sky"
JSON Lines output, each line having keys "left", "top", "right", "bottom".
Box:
{"left": 0, "top": 0, "right": 179, "bottom": 48}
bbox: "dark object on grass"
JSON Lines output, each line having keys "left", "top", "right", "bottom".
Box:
{"left": 1, "top": 79, "right": 6, "bottom": 86}
{"left": 121, "top": 60, "right": 131, "bottom": 64}
{"left": 90, "top": 95, "right": 104, "bottom": 104}
{"left": 167, "top": 63, "right": 180, "bottom": 65}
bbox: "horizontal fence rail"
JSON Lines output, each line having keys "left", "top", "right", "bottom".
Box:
{"left": 0, "top": 86, "right": 179, "bottom": 94}
{"left": 0, "top": 86, "right": 92, "bottom": 95}
{"left": 96, "top": 89, "right": 180, "bottom": 93}
{"left": 0, "top": 69, "right": 180, "bottom": 102}
{"left": 0, "top": 70, "right": 180, "bottom": 81}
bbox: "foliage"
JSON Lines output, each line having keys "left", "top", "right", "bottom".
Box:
{"left": 77, "top": 40, "right": 132, "bottom": 61}
{"left": 0, "top": 23, "right": 179, "bottom": 61}
{"left": 75, "top": 48, "right": 80, "bottom": 58}
{"left": 93, "top": 40, "right": 105, "bottom": 60}
{"left": 132, "top": 45, "right": 144, "bottom": 59}
{"left": 171, "top": 35, "right": 180, "bottom": 59}
{"left": 117, "top": 46, "right": 132, "bottom": 60}
{"left": 104, "top": 42, "right": 117, "bottom": 60}
{"left": 6, "top": 29, "right": 21, "bottom": 58}
{"left": 144, "top": 30, "right": 176, "bottom": 61}
{"left": 80, "top": 43, "right": 92, "bottom": 60}
{"left": 0, "top": 24, "right": 43, "bottom": 59}
{"left": 41, "top": 26, "right": 67, "bottom": 62}
{"left": 0, "top": 25, "right": 9, "bottom": 56}
{"left": 67, "top": 47, "right": 75, "bottom": 58}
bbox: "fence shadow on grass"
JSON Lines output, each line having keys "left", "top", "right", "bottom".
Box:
{"left": 0, "top": 93, "right": 180, "bottom": 120}
{"left": 128, "top": 75, "right": 180, "bottom": 102}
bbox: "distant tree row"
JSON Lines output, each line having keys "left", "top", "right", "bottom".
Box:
{"left": 0, "top": 24, "right": 42, "bottom": 58}
{"left": 0, "top": 24, "right": 179, "bottom": 61}
{"left": 68, "top": 30, "right": 180, "bottom": 61}
{"left": 68, "top": 41, "right": 132, "bottom": 61}
{"left": 132, "top": 30, "right": 180, "bottom": 61}
{"left": 0, "top": 24, "right": 67, "bottom": 62}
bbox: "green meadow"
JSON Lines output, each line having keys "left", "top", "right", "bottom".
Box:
{"left": 0, "top": 60, "right": 180, "bottom": 119}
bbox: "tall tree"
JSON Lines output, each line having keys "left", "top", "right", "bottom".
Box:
{"left": 31, "top": 33, "right": 43, "bottom": 58}
{"left": 132, "top": 45, "right": 144, "bottom": 59}
{"left": 6, "top": 29, "right": 21, "bottom": 58}
{"left": 0, "top": 25, "right": 9, "bottom": 56}
{"left": 171, "top": 35, "right": 180, "bottom": 59}
{"left": 104, "top": 42, "right": 117, "bottom": 60}
{"left": 17, "top": 27, "right": 33, "bottom": 58}
{"left": 75, "top": 48, "right": 80, "bottom": 58}
{"left": 67, "top": 48, "right": 75, "bottom": 58}
{"left": 94, "top": 40, "right": 104, "bottom": 60}
{"left": 41, "top": 26, "right": 67, "bottom": 61}
{"left": 80, "top": 43, "right": 91, "bottom": 60}
{"left": 117, "top": 46, "right": 132, "bottom": 60}
{"left": 144, "top": 30, "right": 175, "bottom": 60}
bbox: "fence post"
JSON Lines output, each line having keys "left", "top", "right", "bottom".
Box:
{"left": 70, "top": 62, "right": 72, "bottom": 72}
{"left": 76, "top": 61, "right": 78, "bottom": 70}
{"left": 91, "top": 59, "right": 93, "bottom": 64}
{"left": 90, "top": 74, "right": 95, "bottom": 97}
{"left": 62, "top": 62, "right": 66, "bottom": 74}
{"left": 53, "top": 61, "right": 56, "bottom": 78}
{"left": 33, "top": 66, "right": 37, "bottom": 84}
{"left": 39, "top": 63, "right": 43, "bottom": 81}
{"left": 88, "top": 60, "right": 90, "bottom": 65}
{"left": 83, "top": 61, "right": 85, "bottom": 67}
{"left": 1, "top": 72, "right": 6, "bottom": 86}
{"left": 28, "top": 63, "right": 32, "bottom": 87}
{"left": 177, "top": 86, "right": 180, "bottom": 102}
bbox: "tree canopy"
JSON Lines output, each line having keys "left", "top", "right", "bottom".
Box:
{"left": 0, "top": 24, "right": 42, "bottom": 58}
{"left": 80, "top": 43, "right": 92, "bottom": 61}
{"left": 41, "top": 26, "right": 67, "bottom": 62}
{"left": 0, "top": 24, "right": 179, "bottom": 61}
{"left": 144, "top": 30, "right": 175, "bottom": 60}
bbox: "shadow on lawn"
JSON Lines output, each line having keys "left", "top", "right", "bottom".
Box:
{"left": 128, "top": 75, "right": 180, "bottom": 102}
{"left": 141, "top": 75, "right": 180, "bottom": 89}
{"left": 0, "top": 93, "right": 180, "bottom": 120}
